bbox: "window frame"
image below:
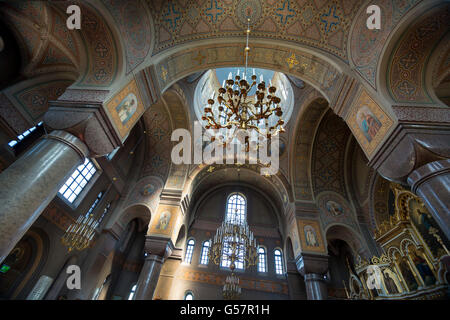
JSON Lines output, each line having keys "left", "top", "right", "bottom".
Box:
{"left": 57, "top": 158, "right": 102, "bottom": 209}
{"left": 184, "top": 291, "right": 194, "bottom": 300}
{"left": 199, "top": 240, "right": 210, "bottom": 266}
{"left": 184, "top": 238, "right": 195, "bottom": 264}
{"left": 225, "top": 193, "right": 247, "bottom": 226}
{"left": 257, "top": 246, "right": 268, "bottom": 273}
{"left": 274, "top": 248, "right": 285, "bottom": 276}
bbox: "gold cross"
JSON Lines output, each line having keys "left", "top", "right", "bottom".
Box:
{"left": 207, "top": 166, "right": 215, "bottom": 173}
{"left": 193, "top": 51, "right": 206, "bottom": 65}
{"left": 286, "top": 53, "right": 299, "bottom": 69}
{"left": 160, "top": 66, "right": 168, "bottom": 81}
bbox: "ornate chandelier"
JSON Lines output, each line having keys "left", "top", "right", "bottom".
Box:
{"left": 202, "top": 19, "right": 285, "bottom": 145}
{"left": 61, "top": 213, "right": 99, "bottom": 252}
{"left": 209, "top": 220, "right": 258, "bottom": 300}
{"left": 223, "top": 273, "right": 241, "bottom": 300}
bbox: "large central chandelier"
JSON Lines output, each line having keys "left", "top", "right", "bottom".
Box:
{"left": 209, "top": 220, "right": 258, "bottom": 300}
{"left": 202, "top": 19, "right": 285, "bottom": 145}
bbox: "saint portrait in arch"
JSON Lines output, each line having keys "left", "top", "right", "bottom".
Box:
{"left": 116, "top": 93, "right": 138, "bottom": 125}
{"left": 304, "top": 225, "right": 319, "bottom": 247}
{"left": 326, "top": 200, "right": 343, "bottom": 217}
{"left": 356, "top": 105, "right": 382, "bottom": 143}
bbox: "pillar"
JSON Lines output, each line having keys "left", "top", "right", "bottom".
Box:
{"left": 0, "top": 130, "right": 88, "bottom": 263}
{"left": 133, "top": 236, "right": 173, "bottom": 300}
{"left": 407, "top": 159, "right": 450, "bottom": 240}
{"left": 296, "top": 253, "right": 329, "bottom": 300}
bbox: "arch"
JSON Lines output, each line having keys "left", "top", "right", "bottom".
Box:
{"left": 187, "top": 168, "right": 286, "bottom": 236}
{"left": 184, "top": 290, "right": 194, "bottom": 300}
{"left": 151, "top": 41, "right": 343, "bottom": 103}
{"left": 0, "top": 227, "right": 49, "bottom": 299}
{"left": 378, "top": 1, "right": 450, "bottom": 106}
{"left": 175, "top": 224, "right": 186, "bottom": 248}
{"left": 325, "top": 224, "right": 369, "bottom": 259}
{"left": 290, "top": 93, "right": 329, "bottom": 202}
{"left": 118, "top": 204, "right": 151, "bottom": 233}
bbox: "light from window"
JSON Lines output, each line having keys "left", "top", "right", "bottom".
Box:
{"left": 184, "top": 292, "right": 194, "bottom": 300}
{"left": 58, "top": 158, "right": 97, "bottom": 203}
{"left": 128, "top": 284, "right": 137, "bottom": 300}
{"left": 184, "top": 239, "right": 195, "bottom": 264}
{"left": 258, "top": 247, "right": 267, "bottom": 273}
{"left": 200, "top": 241, "right": 210, "bottom": 265}
{"left": 97, "top": 202, "right": 111, "bottom": 226}
{"left": 220, "top": 236, "right": 244, "bottom": 270}
{"left": 225, "top": 193, "right": 246, "bottom": 225}
{"left": 8, "top": 121, "right": 43, "bottom": 148}
{"left": 274, "top": 249, "right": 284, "bottom": 275}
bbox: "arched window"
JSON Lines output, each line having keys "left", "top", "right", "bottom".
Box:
{"left": 59, "top": 158, "right": 97, "bottom": 203}
{"left": 184, "top": 291, "right": 194, "bottom": 300}
{"left": 258, "top": 247, "right": 267, "bottom": 273}
{"left": 200, "top": 240, "right": 210, "bottom": 265}
{"left": 127, "top": 284, "right": 137, "bottom": 300}
{"left": 221, "top": 193, "right": 246, "bottom": 270}
{"left": 225, "top": 193, "right": 246, "bottom": 225}
{"left": 184, "top": 239, "right": 195, "bottom": 264}
{"left": 274, "top": 249, "right": 284, "bottom": 275}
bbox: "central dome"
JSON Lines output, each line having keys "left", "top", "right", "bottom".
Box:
{"left": 194, "top": 67, "right": 294, "bottom": 130}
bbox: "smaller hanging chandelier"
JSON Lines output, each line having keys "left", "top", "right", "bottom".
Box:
{"left": 202, "top": 19, "right": 285, "bottom": 146}
{"left": 223, "top": 273, "right": 242, "bottom": 300}
{"left": 61, "top": 213, "right": 99, "bottom": 252}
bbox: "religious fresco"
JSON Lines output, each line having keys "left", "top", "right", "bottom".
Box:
{"left": 148, "top": 205, "right": 178, "bottom": 237}
{"left": 297, "top": 219, "right": 326, "bottom": 254}
{"left": 316, "top": 192, "right": 359, "bottom": 231}
{"left": 346, "top": 89, "right": 394, "bottom": 159}
{"left": 106, "top": 79, "right": 144, "bottom": 140}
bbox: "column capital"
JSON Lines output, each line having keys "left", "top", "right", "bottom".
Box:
{"left": 407, "top": 159, "right": 450, "bottom": 194}
{"left": 44, "top": 90, "right": 122, "bottom": 158}
{"left": 144, "top": 235, "right": 174, "bottom": 260}
{"left": 368, "top": 107, "right": 450, "bottom": 183}
{"left": 295, "top": 252, "right": 329, "bottom": 276}
{"left": 46, "top": 130, "right": 89, "bottom": 161}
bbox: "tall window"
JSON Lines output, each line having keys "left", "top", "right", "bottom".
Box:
{"left": 221, "top": 193, "right": 247, "bottom": 270}
{"left": 127, "top": 284, "right": 137, "bottom": 300}
{"left": 8, "top": 121, "right": 43, "bottom": 148}
{"left": 274, "top": 249, "right": 284, "bottom": 275}
{"left": 86, "top": 192, "right": 103, "bottom": 216}
{"left": 184, "top": 239, "right": 195, "bottom": 264}
{"left": 258, "top": 247, "right": 267, "bottom": 273}
{"left": 59, "top": 158, "right": 97, "bottom": 203}
{"left": 225, "top": 193, "right": 246, "bottom": 225}
{"left": 200, "top": 240, "right": 210, "bottom": 265}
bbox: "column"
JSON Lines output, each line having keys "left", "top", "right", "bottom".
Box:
{"left": 407, "top": 159, "right": 450, "bottom": 241}
{"left": 133, "top": 236, "right": 173, "bottom": 300}
{"left": 296, "top": 253, "right": 329, "bottom": 300}
{"left": 0, "top": 130, "right": 88, "bottom": 263}
{"left": 304, "top": 273, "right": 328, "bottom": 299}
